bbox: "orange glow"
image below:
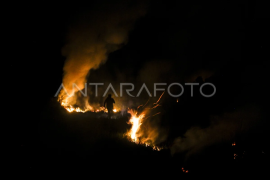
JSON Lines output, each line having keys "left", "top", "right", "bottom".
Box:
{"left": 126, "top": 109, "right": 145, "bottom": 143}
{"left": 125, "top": 110, "right": 162, "bottom": 151}
{"left": 59, "top": 96, "right": 120, "bottom": 113}
{"left": 60, "top": 98, "right": 93, "bottom": 113}
{"left": 182, "top": 167, "right": 189, "bottom": 173}
{"left": 125, "top": 92, "right": 165, "bottom": 151}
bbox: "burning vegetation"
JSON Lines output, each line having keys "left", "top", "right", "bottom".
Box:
{"left": 58, "top": 89, "right": 165, "bottom": 150}
{"left": 124, "top": 92, "right": 165, "bottom": 150}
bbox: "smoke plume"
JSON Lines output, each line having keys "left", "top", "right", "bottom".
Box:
{"left": 171, "top": 104, "right": 263, "bottom": 157}
{"left": 59, "top": 1, "right": 147, "bottom": 107}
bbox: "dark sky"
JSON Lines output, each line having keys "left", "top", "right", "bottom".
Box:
{"left": 13, "top": 0, "right": 268, "bottom": 110}
{"left": 15, "top": 1, "right": 267, "bottom": 89}
{"left": 10, "top": 0, "right": 269, "bottom": 171}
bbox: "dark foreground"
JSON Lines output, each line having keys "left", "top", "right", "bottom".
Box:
{"left": 15, "top": 100, "right": 269, "bottom": 177}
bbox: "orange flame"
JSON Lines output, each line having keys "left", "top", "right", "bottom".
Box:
{"left": 126, "top": 109, "right": 145, "bottom": 143}
{"left": 125, "top": 92, "right": 165, "bottom": 151}
{"left": 59, "top": 96, "right": 120, "bottom": 113}
{"left": 60, "top": 96, "right": 93, "bottom": 113}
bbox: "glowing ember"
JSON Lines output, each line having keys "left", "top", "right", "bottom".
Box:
{"left": 153, "top": 146, "right": 162, "bottom": 151}
{"left": 182, "top": 167, "right": 189, "bottom": 173}
{"left": 232, "top": 142, "right": 236, "bottom": 146}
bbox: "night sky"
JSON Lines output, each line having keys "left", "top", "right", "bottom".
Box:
{"left": 11, "top": 0, "right": 269, "bottom": 176}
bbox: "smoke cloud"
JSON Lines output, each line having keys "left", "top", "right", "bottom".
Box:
{"left": 171, "top": 104, "right": 263, "bottom": 157}
{"left": 59, "top": 0, "right": 147, "bottom": 106}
